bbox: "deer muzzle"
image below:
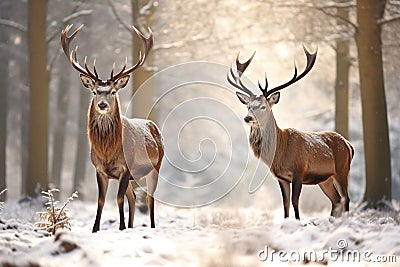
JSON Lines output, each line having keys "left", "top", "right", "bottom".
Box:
{"left": 97, "top": 102, "right": 109, "bottom": 114}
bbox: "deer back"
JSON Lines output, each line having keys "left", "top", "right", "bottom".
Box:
{"left": 271, "top": 128, "right": 353, "bottom": 183}
{"left": 122, "top": 116, "right": 164, "bottom": 178}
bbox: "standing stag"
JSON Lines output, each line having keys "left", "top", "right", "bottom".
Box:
{"left": 61, "top": 24, "right": 164, "bottom": 231}
{"left": 228, "top": 48, "right": 354, "bottom": 219}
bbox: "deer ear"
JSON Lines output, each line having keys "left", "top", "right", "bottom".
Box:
{"left": 80, "top": 74, "right": 95, "bottom": 89}
{"left": 236, "top": 92, "right": 250, "bottom": 105}
{"left": 114, "top": 75, "right": 130, "bottom": 90}
{"left": 267, "top": 92, "right": 280, "bottom": 106}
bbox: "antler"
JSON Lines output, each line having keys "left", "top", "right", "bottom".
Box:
{"left": 61, "top": 24, "right": 99, "bottom": 81}
{"left": 61, "top": 24, "right": 153, "bottom": 82}
{"left": 258, "top": 46, "right": 317, "bottom": 98}
{"left": 227, "top": 51, "right": 256, "bottom": 96}
{"left": 109, "top": 26, "right": 153, "bottom": 82}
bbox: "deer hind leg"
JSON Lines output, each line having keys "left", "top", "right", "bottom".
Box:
{"left": 125, "top": 181, "right": 136, "bottom": 228}
{"left": 332, "top": 173, "right": 350, "bottom": 213}
{"left": 93, "top": 172, "right": 109, "bottom": 233}
{"left": 291, "top": 178, "right": 303, "bottom": 220}
{"left": 146, "top": 169, "right": 159, "bottom": 228}
{"left": 278, "top": 180, "right": 290, "bottom": 218}
{"left": 318, "top": 177, "right": 342, "bottom": 217}
{"left": 117, "top": 171, "right": 131, "bottom": 231}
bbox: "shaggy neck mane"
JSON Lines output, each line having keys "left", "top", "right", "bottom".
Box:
{"left": 249, "top": 115, "right": 281, "bottom": 167}
{"left": 88, "top": 98, "right": 123, "bottom": 162}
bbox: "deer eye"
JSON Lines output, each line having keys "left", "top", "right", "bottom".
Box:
{"left": 92, "top": 91, "right": 97, "bottom": 96}
{"left": 111, "top": 91, "right": 116, "bottom": 95}
{"left": 261, "top": 106, "right": 267, "bottom": 110}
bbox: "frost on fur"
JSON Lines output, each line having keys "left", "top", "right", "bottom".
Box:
{"left": 0, "top": 188, "right": 6, "bottom": 214}
{"left": 35, "top": 189, "right": 78, "bottom": 235}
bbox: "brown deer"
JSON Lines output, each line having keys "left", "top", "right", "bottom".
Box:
{"left": 61, "top": 24, "right": 164, "bottom": 231}
{"left": 227, "top": 47, "right": 354, "bottom": 219}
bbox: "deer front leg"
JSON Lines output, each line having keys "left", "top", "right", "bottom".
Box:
{"left": 278, "top": 180, "right": 290, "bottom": 218}
{"left": 117, "top": 171, "right": 130, "bottom": 231}
{"left": 291, "top": 178, "right": 303, "bottom": 220}
{"left": 125, "top": 181, "right": 136, "bottom": 228}
{"left": 93, "top": 172, "right": 109, "bottom": 233}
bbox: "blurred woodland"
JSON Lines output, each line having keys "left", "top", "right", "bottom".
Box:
{"left": 0, "top": 0, "right": 399, "bottom": 208}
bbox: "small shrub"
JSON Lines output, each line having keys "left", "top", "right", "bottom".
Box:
{"left": 35, "top": 189, "right": 78, "bottom": 235}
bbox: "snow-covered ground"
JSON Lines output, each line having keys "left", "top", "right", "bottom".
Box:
{"left": 1, "top": 198, "right": 399, "bottom": 267}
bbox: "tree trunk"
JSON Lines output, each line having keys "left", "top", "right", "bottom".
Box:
{"left": 73, "top": 83, "right": 89, "bottom": 196}
{"left": 0, "top": 12, "right": 9, "bottom": 200}
{"left": 26, "top": 0, "right": 49, "bottom": 197}
{"left": 50, "top": 61, "right": 70, "bottom": 189}
{"left": 334, "top": 1, "right": 350, "bottom": 139}
{"left": 20, "top": 79, "right": 29, "bottom": 196}
{"left": 131, "top": 0, "right": 155, "bottom": 120}
{"left": 355, "top": 0, "right": 391, "bottom": 205}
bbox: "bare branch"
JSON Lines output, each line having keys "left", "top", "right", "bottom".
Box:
{"left": 62, "top": 9, "right": 93, "bottom": 24}
{"left": 276, "top": 2, "right": 358, "bottom": 30}
{"left": 106, "top": 0, "right": 132, "bottom": 33}
{"left": 312, "top": 1, "right": 355, "bottom": 9}
{"left": 379, "top": 14, "right": 400, "bottom": 25}
{"left": 46, "top": 9, "right": 93, "bottom": 43}
{"left": 277, "top": 1, "right": 355, "bottom": 9}
{"left": 0, "top": 19, "right": 27, "bottom": 32}
{"left": 313, "top": 6, "right": 358, "bottom": 31}
{"left": 152, "top": 41, "right": 185, "bottom": 51}
{"left": 139, "top": 0, "right": 154, "bottom": 16}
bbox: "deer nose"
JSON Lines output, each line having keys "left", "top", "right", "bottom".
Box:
{"left": 98, "top": 102, "right": 108, "bottom": 110}
{"left": 244, "top": 116, "right": 253, "bottom": 123}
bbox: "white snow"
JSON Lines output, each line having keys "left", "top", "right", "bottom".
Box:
{"left": 0, "top": 200, "right": 399, "bottom": 266}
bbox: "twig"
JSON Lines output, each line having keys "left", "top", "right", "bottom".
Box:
{"left": 46, "top": 9, "right": 93, "bottom": 43}
{"left": 62, "top": 9, "right": 93, "bottom": 24}
{"left": 106, "top": 0, "right": 132, "bottom": 33}
{"left": 0, "top": 19, "right": 27, "bottom": 32}
{"left": 56, "top": 191, "right": 78, "bottom": 223}
{"left": 139, "top": 0, "right": 154, "bottom": 16}
{"left": 379, "top": 14, "right": 400, "bottom": 25}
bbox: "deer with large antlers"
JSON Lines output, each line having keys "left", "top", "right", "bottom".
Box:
{"left": 61, "top": 24, "right": 164, "bottom": 231}
{"left": 228, "top": 48, "right": 354, "bottom": 219}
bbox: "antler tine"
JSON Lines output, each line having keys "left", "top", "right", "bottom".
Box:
{"left": 296, "top": 45, "right": 318, "bottom": 81}
{"left": 227, "top": 65, "right": 250, "bottom": 94}
{"left": 236, "top": 51, "right": 255, "bottom": 78}
{"left": 110, "top": 57, "right": 128, "bottom": 81}
{"left": 110, "top": 62, "right": 116, "bottom": 80}
{"left": 109, "top": 26, "right": 153, "bottom": 82}
{"left": 263, "top": 64, "right": 298, "bottom": 98}
{"left": 227, "top": 52, "right": 256, "bottom": 96}
{"left": 93, "top": 58, "right": 99, "bottom": 80}
{"left": 61, "top": 24, "right": 98, "bottom": 81}
{"left": 258, "top": 72, "right": 268, "bottom": 92}
{"left": 264, "top": 46, "right": 317, "bottom": 98}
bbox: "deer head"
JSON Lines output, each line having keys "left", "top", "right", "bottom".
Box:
{"left": 61, "top": 24, "right": 153, "bottom": 115}
{"left": 227, "top": 47, "right": 317, "bottom": 127}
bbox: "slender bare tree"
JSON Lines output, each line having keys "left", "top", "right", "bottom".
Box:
{"left": 0, "top": 3, "right": 10, "bottom": 201}
{"left": 334, "top": 0, "right": 351, "bottom": 139}
{"left": 50, "top": 58, "right": 70, "bottom": 188}
{"left": 26, "top": 0, "right": 49, "bottom": 196}
{"left": 355, "top": 0, "right": 392, "bottom": 205}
